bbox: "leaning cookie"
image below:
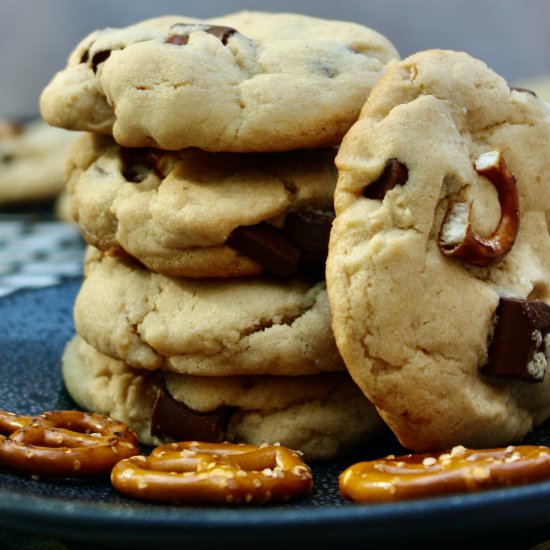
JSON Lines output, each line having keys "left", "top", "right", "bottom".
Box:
{"left": 66, "top": 133, "right": 337, "bottom": 278}
{"left": 62, "top": 336, "right": 384, "bottom": 461}
{"left": 0, "top": 118, "right": 76, "bottom": 206}
{"left": 40, "top": 11, "right": 398, "bottom": 152}
{"left": 326, "top": 49, "right": 550, "bottom": 452}
{"left": 75, "top": 249, "right": 345, "bottom": 376}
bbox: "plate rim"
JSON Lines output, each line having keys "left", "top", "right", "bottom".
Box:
{"left": 2, "top": 477, "right": 550, "bottom": 544}
{"left": 3, "top": 282, "right": 550, "bottom": 545}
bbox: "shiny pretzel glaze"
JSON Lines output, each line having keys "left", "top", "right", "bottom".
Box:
{"left": 339, "top": 445, "right": 550, "bottom": 503}
{"left": 111, "top": 441, "right": 313, "bottom": 504}
{"left": 0, "top": 410, "right": 139, "bottom": 477}
{"left": 438, "top": 150, "right": 520, "bottom": 267}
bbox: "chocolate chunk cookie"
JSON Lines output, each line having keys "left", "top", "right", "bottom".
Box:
{"left": 40, "top": 11, "right": 398, "bottom": 152}
{"left": 76, "top": 249, "right": 345, "bottom": 376}
{"left": 66, "top": 133, "right": 336, "bottom": 277}
{"left": 63, "top": 336, "right": 384, "bottom": 460}
{"left": 326, "top": 49, "right": 550, "bottom": 452}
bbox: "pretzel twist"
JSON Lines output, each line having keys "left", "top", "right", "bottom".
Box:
{"left": 111, "top": 441, "right": 313, "bottom": 504}
{"left": 339, "top": 445, "right": 550, "bottom": 503}
{"left": 0, "top": 410, "right": 139, "bottom": 477}
{"left": 438, "top": 150, "right": 520, "bottom": 267}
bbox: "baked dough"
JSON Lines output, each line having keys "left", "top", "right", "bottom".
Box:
{"left": 327, "top": 49, "right": 550, "bottom": 452}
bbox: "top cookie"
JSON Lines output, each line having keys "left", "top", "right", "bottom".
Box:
{"left": 326, "top": 49, "right": 550, "bottom": 452}
{"left": 39, "top": 11, "right": 398, "bottom": 152}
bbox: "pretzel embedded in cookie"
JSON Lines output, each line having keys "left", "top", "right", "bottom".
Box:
{"left": 0, "top": 410, "right": 139, "bottom": 477}
{"left": 339, "top": 445, "right": 550, "bottom": 503}
{"left": 438, "top": 149, "right": 520, "bottom": 267}
{"left": 111, "top": 441, "right": 313, "bottom": 504}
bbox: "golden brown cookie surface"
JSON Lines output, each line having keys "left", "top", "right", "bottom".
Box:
{"left": 66, "top": 134, "right": 337, "bottom": 278}
{"left": 76, "top": 249, "right": 345, "bottom": 376}
{"left": 40, "top": 12, "right": 398, "bottom": 153}
{"left": 327, "top": 49, "right": 550, "bottom": 452}
{"left": 62, "top": 336, "right": 383, "bottom": 461}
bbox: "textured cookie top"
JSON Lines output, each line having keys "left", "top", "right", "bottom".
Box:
{"left": 66, "top": 133, "right": 337, "bottom": 278}
{"left": 75, "top": 249, "right": 345, "bottom": 376}
{"left": 40, "top": 11, "right": 398, "bottom": 152}
{"left": 326, "top": 49, "right": 550, "bottom": 452}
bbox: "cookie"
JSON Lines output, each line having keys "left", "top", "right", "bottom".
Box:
{"left": 40, "top": 11, "right": 398, "bottom": 152}
{"left": 62, "top": 336, "right": 384, "bottom": 460}
{"left": 0, "top": 118, "right": 76, "bottom": 206}
{"left": 66, "top": 133, "right": 337, "bottom": 278}
{"left": 75, "top": 249, "right": 345, "bottom": 376}
{"left": 326, "top": 49, "right": 550, "bottom": 452}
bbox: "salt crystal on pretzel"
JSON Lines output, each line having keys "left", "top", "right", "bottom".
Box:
{"left": 0, "top": 410, "right": 139, "bottom": 477}
{"left": 339, "top": 445, "right": 550, "bottom": 503}
{"left": 111, "top": 441, "right": 313, "bottom": 504}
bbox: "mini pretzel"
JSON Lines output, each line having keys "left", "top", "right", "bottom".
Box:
{"left": 339, "top": 445, "right": 550, "bottom": 503}
{"left": 0, "top": 410, "right": 139, "bottom": 477}
{"left": 111, "top": 441, "right": 313, "bottom": 504}
{"left": 438, "top": 150, "right": 520, "bottom": 267}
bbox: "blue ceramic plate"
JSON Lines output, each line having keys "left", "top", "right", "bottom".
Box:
{"left": 2, "top": 280, "right": 550, "bottom": 548}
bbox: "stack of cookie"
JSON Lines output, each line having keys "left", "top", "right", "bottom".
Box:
{"left": 40, "top": 11, "right": 399, "bottom": 460}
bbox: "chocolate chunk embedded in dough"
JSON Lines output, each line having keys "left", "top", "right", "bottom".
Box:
{"left": 283, "top": 211, "right": 334, "bottom": 258}
{"left": 482, "top": 297, "right": 550, "bottom": 382}
{"left": 166, "top": 24, "right": 237, "bottom": 46}
{"left": 151, "top": 386, "right": 233, "bottom": 442}
{"left": 227, "top": 223, "right": 301, "bottom": 277}
{"left": 91, "top": 50, "right": 111, "bottom": 73}
{"left": 364, "top": 158, "right": 408, "bottom": 200}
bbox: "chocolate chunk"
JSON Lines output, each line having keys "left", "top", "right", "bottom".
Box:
{"left": 482, "top": 297, "right": 550, "bottom": 382}
{"left": 364, "top": 158, "right": 408, "bottom": 200}
{"left": 151, "top": 386, "right": 233, "bottom": 442}
{"left": 166, "top": 24, "right": 237, "bottom": 46}
{"left": 120, "top": 148, "right": 151, "bottom": 183}
{"left": 283, "top": 211, "right": 334, "bottom": 256}
{"left": 227, "top": 223, "right": 301, "bottom": 277}
{"left": 510, "top": 87, "right": 538, "bottom": 98}
{"left": 165, "top": 34, "right": 189, "bottom": 46}
{"left": 91, "top": 50, "right": 111, "bottom": 73}
{"left": 203, "top": 25, "right": 237, "bottom": 45}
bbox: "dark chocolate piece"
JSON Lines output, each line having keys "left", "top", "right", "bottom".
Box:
{"left": 204, "top": 25, "right": 237, "bottom": 45}
{"left": 482, "top": 297, "right": 550, "bottom": 382}
{"left": 510, "top": 86, "right": 538, "bottom": 98}
{"left": 283, "top": 211, "right": 334, "bottom": 256}
{"left": 165, "top": 34, "right": 189, "bottom": 46}
{"left": 166, "top": 24, "right": 237, "bottom": 46}
{"left": 91, "top": 50, "right": 111, "bottom": 73}
{"left": 364, "top": 158, "right": 408, "bottom": 200}
{"left": 227, "top": 223, "right": 301, "bottom": 277}
{"left": 151, "top": 386, "right": 233, "bottom": 442}
{"left": 120, "top": 148, "right": 151, "bottom": 183}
